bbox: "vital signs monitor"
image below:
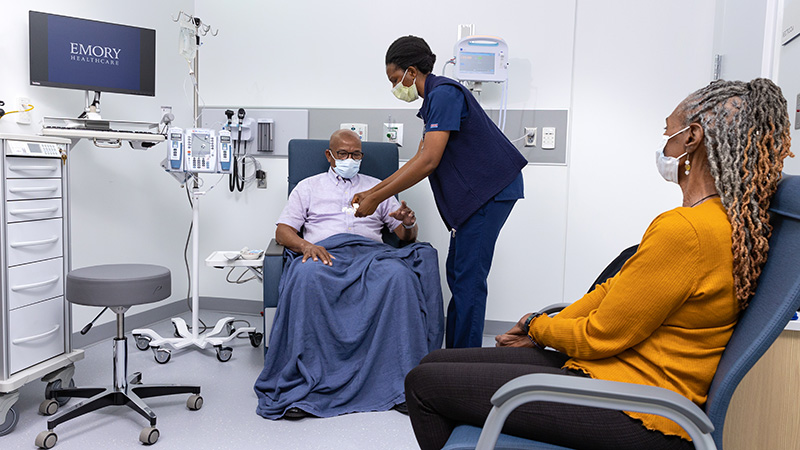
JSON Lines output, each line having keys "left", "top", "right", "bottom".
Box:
{"left": 453, "top": 35, "right": 508, "bottom": 83}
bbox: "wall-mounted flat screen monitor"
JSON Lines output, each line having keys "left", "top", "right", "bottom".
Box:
{"left": 29, "top": 11, "right": 156, "bottom": 96}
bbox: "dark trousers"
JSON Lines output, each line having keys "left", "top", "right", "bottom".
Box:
{"left": 405, "top": 347, "right": 694, "bottom": 450}
{"left": 445, "top": 198, "right": 517, "bottom": 348}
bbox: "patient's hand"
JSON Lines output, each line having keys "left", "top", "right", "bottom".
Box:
{"left": 389, "top": 201, "right": 416, "bottom": 228}
{"left": 495, "top": 313, "right": 535, "bottom": 348}
{"left": 301, "top": 243, "right": 335, "bottom": 266}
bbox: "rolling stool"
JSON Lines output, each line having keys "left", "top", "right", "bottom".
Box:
{"left": 35, "top": 264, "right": 202, "bottom": 449}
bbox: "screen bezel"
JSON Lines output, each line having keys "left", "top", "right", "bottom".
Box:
{"left": 29, "top": 10, "right": 156, "bottom": 97}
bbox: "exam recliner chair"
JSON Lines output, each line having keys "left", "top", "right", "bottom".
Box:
{"left": 262, "top": 139, "right": 401, "bottom": 347}
{"left": 443, "top": 174, "right": 800, "bottom": 450}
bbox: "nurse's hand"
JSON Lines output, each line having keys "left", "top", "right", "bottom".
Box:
{"left": 352, "top": 191, "right": 379, "bottom": 217}
{"left": 495, "top": 313, "right": 535, "bottom": 348}
{"left": 300, "top": 243, "right": 335, "bottom": 266}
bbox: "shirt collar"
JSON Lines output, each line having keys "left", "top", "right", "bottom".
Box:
{"left": 326, "top": 167, "right": 359, "bottom": 185}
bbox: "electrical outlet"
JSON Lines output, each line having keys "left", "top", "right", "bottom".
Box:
{"left": 256, "top": 170, "right": 267, "bottom": 189}
{"left": 542, "top": 127, "right": 556, "bottom": 150}
{"left": 16, "top": 97, "right": 31, "bottom": 125}
{"left": 524, "top": 127, "right": 537, "bottom": 147}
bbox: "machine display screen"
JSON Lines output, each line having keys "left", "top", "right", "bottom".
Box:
{"left": 29, "top": 11, "right": 156, "bottom": 96}
{"left": 220, "top": 135, "right": 230, "bottom": 143}
{"left": 459, "top": 52, "right": 495, "bottom": 74}
{"left": 191, "top": 132, "right": 211, "bottom": 157}
{"left": 28, "top": 143, "right": 42, "bottom": 153}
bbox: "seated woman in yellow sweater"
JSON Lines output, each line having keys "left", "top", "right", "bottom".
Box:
{"left": 404, "top": 78, "right": 794, "bottom": 450}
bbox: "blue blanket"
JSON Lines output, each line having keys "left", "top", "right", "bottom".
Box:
{"left": 254, "top": 233, "right": 444, "bottom": 419}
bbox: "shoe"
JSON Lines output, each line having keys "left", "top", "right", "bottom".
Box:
{"left": 283, "top": 407, "right": 312, "bottom": 420}
{"left": 392, "top": 402, "right": 409, "bottom": 415}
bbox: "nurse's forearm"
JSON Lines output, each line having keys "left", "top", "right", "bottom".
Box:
{"left": 367, "top": 132, "right": 448, "bottom": 202}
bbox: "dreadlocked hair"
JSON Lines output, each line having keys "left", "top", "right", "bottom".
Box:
{"left": 679, "top": 78, "right": 793, "bottom": 309}
{"left": 385, "top": 35, "right": 437, "bottom": 74}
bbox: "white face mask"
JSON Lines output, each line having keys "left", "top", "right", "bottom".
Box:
{"left": 328, "top": 150, "right": 361, "bottom": 179}
{"left": 655, "top": 126, "right": 690, "bottom": 184}
{"left": 392, "top": 68, "right": 419, "bottom": 103}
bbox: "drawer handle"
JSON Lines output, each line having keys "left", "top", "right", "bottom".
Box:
{"left": 11, "top": 276, "right": 60, "bottom": 291}
{"left": 9, "top": 236, "right": 59, "bottom": 248}
{"left": 12, "top": 324, "right": 60, "bottom": 345}
{"left": 9, "top": 206, "right": 59, "bottom": 216}
{"left": 9, "top": 165, "right": 58, "bottom": 172}
{"left": 8, "top": 187, "right": 59, "bottom": 193}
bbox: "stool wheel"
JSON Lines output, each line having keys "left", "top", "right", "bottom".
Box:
{"left": 215, "top": 346, "right": 233, "bottom": 362}
{"left": 153, "top": 347, "right": 171, "bottom": 364}
{"left": 187, "top": 394, "right": 203, "bottom": 410}
{"left": 39, "top": 399, "right": 59, "bottom": 416}
{"left": 45, "top": 379, "right": 75, "bottom": 406}
{"left": 249, "top": 332, "right": 264, "bottom": 347}
{"left": 0, "top": 407, "right": 19, "bottom": 437}
{"left": 35, "top": 430, "right": 57, "bottom": 449}
{"left": 225, "top": 322, "right": 235, "bottom": 335}
{"left": 134, "top": 335, "right": 151, "bottom": 351}
{"left": 139, "top": 427, "right": 159, "bottom": 445}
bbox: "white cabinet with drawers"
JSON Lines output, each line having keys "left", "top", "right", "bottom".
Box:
{"left": 0, "top": 135, "right": 84, "bottom": 434}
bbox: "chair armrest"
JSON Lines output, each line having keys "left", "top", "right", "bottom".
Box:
{"left": 262, "top": 238, "right": 285, "bottom": 309}
{"left": 265, "top": 238, "right": 284, "bottom": 256}
{"left": 538, "top": 302, "right": 572, "bottom": 315}
{"left": 476, "top": 373, "right": 716, "bottom": 450}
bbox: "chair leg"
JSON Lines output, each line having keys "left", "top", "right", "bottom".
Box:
{"left": 122, "top": 391, "right": 157, "bottom": 427}
{"left": 47, "top": 387, "right": 106, "bottom": 400}
{"left": 131, "top": 384, "right": 201, "bottom": 399}
{"left": 46, "top": 389, "right": 118, "bottom": 430}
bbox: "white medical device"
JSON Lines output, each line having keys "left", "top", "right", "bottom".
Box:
{"left": 218, "top": 129, "right": 232, "bottom": 172}
{"left": 167, "top": 127, "right": 184, "bottom": 171}
{"left": 453, "top": 35, "right": 508, "bottom": 83}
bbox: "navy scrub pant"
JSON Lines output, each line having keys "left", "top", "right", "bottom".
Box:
{"left": 445, "top": 197, "right": 517, "bottom": 348}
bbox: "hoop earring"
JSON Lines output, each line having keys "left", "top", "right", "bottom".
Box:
{"left": 684, "top": 158, "right": 691, "bottom": 176}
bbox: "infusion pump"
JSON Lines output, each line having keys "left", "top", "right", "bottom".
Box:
{"left": 166, "top": 127, "right": 232, "bottom": 174}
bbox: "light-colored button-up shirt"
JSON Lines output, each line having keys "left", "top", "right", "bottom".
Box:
{"left": 276, "top": 168, "right": 402, "bottom": 244}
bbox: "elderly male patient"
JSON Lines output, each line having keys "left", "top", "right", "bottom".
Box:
{"left": 254, "top": 129, "right": 444, "bottom": 420}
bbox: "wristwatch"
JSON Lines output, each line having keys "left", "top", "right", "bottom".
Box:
{"left": 524, "top": 312, "right": 546, "bottom": 348}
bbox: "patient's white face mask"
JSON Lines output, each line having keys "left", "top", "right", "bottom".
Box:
{"left": 655, "top": 126, "right": 690, "bottom": 184}
{"left": 328, "top": 150, "right": 361, "bottom": 179}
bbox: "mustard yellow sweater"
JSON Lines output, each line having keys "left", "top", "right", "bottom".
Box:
{"left": 530, "top": 198, "right": 738, "bottom": 441}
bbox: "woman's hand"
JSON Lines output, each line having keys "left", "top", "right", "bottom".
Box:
{"left": 495, "top": 313, "right": 535, "bottom": 348}
{"left": 352, "top": 191, "right": 380, "bottom": 217}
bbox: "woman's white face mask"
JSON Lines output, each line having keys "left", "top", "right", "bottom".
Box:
{"left": 655, "top": 126, "right": 690, "bottom": 184}
{"left": 392, "top": 68, "right": 419, "bottom": 103}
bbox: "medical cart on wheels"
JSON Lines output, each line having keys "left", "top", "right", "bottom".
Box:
{"left": 0, "top": 135, "right": 84, "bottom": 436}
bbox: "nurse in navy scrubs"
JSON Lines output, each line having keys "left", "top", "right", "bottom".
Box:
{"left": 352, "top": 35, "right": 527, "bottom": 348}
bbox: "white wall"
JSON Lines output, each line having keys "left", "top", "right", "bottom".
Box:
{"left": 779, "top": 0, "right": 800, "bottom": 175}
{"left": 193, "top": 0, "right": 578, "bottom": 321}
{"left": 0, "top": 0, "right": 194, "bottom": 332}
{"left": 562, "top": 1, "right": 718, "bottom": 302}
{"left": 2, "top": 0, "right": 761, "bottom": 332}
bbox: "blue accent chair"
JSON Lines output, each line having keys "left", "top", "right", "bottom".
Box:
{"left": 443, "top": 174, "right": 800, "bottom": 450}
{"left": 262, "top": 139, "right": 400, "bottom": 350}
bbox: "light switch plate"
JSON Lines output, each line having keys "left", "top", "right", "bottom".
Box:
{"left": 542, "top": 127, "right": 556, "bottom": 149}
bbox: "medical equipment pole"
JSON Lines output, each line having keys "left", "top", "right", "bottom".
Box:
{"left": 191, "top": 181, "right": 200, "bottom": 341}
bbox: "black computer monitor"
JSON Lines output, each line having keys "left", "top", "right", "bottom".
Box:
{"left": 29, "top": 11, "right": 156, "bottom": 97}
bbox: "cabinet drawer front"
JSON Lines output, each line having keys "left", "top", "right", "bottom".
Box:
{"left": 9, "top": 296, "right": 66, "bottom": 374}
{"left": 6, "top": 198, "right": 62, "bottom": 223}
{"left": 6, "top": 178, "right": 62, "bottom": 201}
{"left": 8, "top": 258, "right": 64, "bottom": 310}
{"left": 6, "top": 218, "right": 63, "bottom": 266}
{"left": 5, "top": 156, "right": 62, "bottom": 179}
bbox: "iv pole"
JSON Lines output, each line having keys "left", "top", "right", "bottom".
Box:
{"left": 132, "top": 14, "right": 259, "bottom": 363}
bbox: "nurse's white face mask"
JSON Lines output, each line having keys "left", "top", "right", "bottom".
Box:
{"left": 392, "top": 69, "right": 419, "bottom": 103}
{"left": 655, "top": 126, "right": 690, "bottom": 184}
